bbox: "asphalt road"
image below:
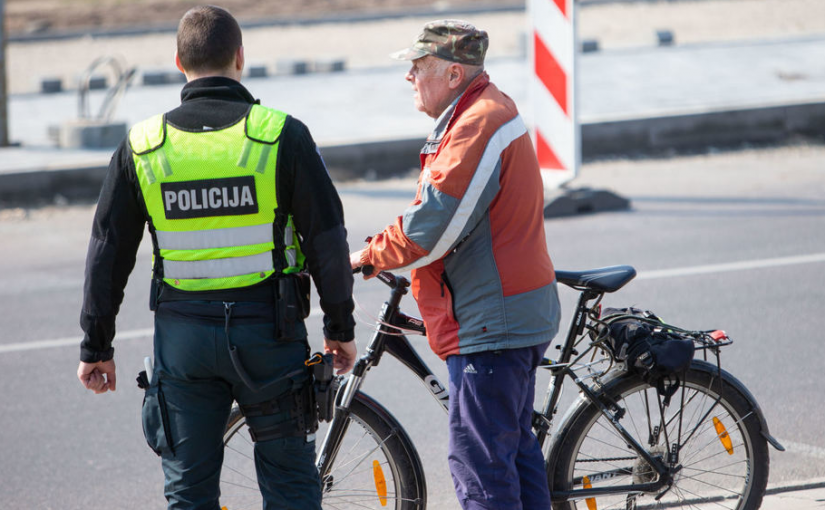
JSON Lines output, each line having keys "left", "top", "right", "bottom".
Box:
{"left": 1, "top": 143, "right": 824, "bottom": 508}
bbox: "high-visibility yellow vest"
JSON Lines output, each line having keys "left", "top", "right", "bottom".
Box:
{"left": 129, "top": 104, "right": 304, "bottom": 292}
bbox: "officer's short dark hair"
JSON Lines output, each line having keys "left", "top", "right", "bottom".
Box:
{"left": 177, "top": 5, "right": 242, "bottom": 73}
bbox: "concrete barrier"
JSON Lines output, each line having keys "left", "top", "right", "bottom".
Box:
{"left": 40, "top": 78, "right": 63, "bottom": 94}
{"left": 581, "top": 101, "right": 825, "bottom": 157}
{"left": 320, "top": 137, "right": 423, "bottom": 181}
{"left": 58, "top": 121, "right": 127, "bottom": 149}
{"left": 313, "top": 59, "right": 347, "bottom": 73}
{"left": 247, "top": 65, "right": 268, "bottom": 79}
{"left": 87, "top": 75, "right": 108, "bottom": 90}
{"left": 142, "top": 70, "right": 186, "bottom": 86}
{"left": 0, "top": 165, "right": 108, "bottom": 204}
{"left": 276, "top": 60, "right": 309, "bottom": 75}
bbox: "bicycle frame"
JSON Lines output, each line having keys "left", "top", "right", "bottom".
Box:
{"left": 318, "top": 270, "right": 710, "bottom": 503}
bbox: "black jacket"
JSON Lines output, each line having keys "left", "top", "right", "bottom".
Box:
{"left": 80, "top": 77, "right": 355, "bottom": 362}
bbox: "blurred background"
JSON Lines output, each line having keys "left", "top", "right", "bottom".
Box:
{"left": 1, "top": 1, "right": 824, "bottom": 508}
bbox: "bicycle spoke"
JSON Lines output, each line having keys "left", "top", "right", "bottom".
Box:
{"left": 685, "top": 439, "right": 747, "bottom": 470}
{"left": 329, "top": 434, "right": 394, "bottom": 487}
{"left": 224, "top": 442, "right": 256, "bottom": 463}
{"left": 591, "top": 415, "right": 641, "bottom": 452}
{"left": 220, "top": 461, "right": 260, "bottom": 486}
{"left": 669, "top": 484, "right": 706, "bottom": 510}
{"left": 681, "top": 458, "right": 749, "bottom": 479}
{"left": 669, "top": 482, "right": 741, "bottom": 509}
{"left": 622, "top": 388, "right": 647, "bottom": 445}
{"left": 681, "top": 411, "right": 752, "bottom": 468}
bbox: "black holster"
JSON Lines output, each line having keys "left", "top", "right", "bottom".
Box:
{"left": 312, "top": 353, "right": 339, "bottom": 423}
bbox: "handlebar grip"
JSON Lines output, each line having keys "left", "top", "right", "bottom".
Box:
{"left": 353, "top": 265, "right": 375, "bottom": 276}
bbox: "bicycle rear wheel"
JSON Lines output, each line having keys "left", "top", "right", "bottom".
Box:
{"left": 548, "top": 361, "right": 769, "bottom": 510}
{"left": 220, "top": 391, "right": 426, "bottom": 509}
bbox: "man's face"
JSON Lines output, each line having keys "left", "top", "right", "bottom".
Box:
{"left": 405, "top": 55, "right": 453, "bottom": 119}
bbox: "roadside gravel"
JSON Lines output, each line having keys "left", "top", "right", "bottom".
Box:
{"left": 6, "top": 0, "right": 825, "bottom": 95}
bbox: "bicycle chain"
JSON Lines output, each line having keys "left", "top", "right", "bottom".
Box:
{"left": 575, "top": 456, "right": 637, "bottom": 463}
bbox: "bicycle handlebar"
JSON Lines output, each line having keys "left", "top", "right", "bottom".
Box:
{"left": 353, "top": 265, "right": 374, "bottom": 276}
{"left": 353, "top": 266, "right": 409, "bottom": 290}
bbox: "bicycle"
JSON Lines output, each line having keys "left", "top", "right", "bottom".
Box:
{"left": 219, "top": 265, "right": 784, "bottom": 509}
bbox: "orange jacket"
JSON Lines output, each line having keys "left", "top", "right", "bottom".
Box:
{"left": 359, "top": 73, "right": 561, "bottom": 359}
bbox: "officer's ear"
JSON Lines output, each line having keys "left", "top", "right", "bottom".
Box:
{"left": 174, "top": 51, "right": 189, "bottom": 81}
{"left": 235, "top": 46, "right": 245, "bottom": 73}
{"left": 174, "top": 52, "right": 185, "bottom": 74}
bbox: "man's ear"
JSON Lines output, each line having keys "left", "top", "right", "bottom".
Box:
{"left": 447, "top": 63, "right": 465, "bottom": 89}
{"left": 174, "top": 51, "right": 186, "bottom": 73}
{"left": 236, "top": 46, "right": 245, "bottom": 72}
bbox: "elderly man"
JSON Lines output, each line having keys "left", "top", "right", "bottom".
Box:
{"left": 350, "top": 20, "right": 561, "bottom": 510}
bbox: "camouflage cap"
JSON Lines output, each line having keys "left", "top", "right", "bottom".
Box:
{"left": 390, "top": 20, "right": 488, "bottom": 66}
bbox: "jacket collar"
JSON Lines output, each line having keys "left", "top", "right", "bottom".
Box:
{"left": 180, "top": 77, "right": 258, "bottom": 105}
{"left": 427, "top": 71, "right": 491, "bottom": 143}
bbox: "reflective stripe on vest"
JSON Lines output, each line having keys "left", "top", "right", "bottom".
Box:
{"left": 155, "top": 224, "right": 273, "bottom": 250}
{"left": 164, "top": 251, "right": 273, "bottom": 279}
{"left": 129, "top": 105, "right": 301, "bottom": 292}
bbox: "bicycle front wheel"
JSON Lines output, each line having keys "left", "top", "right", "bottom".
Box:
{"left": 548, "top": 361, "right": 769, "bottom": 510}
{"left": 220, "top": 391, "right": 427, "bottom": 509}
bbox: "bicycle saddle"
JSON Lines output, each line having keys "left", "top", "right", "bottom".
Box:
{"left": 555, "top": 265, "right": 637, "bottom": 293}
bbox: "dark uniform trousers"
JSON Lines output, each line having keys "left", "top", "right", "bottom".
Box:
{"left": 141, "top": 300, "right": 322, "bottom": 510}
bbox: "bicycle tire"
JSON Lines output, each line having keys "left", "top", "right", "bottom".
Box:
{"left": 220, "top": 391, "right": 427, "bottom": 509}
{"left": 547, "top": 360, "right": 769, "bottom": 510}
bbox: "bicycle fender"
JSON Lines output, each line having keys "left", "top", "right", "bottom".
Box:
{"left": 545, "top": 391, "right": 594, "bottom": 499}
{"left": 689, "top": 360, "right": 785, "bottom": 452}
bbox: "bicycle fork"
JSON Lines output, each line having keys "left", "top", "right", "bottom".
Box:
{"left": 315, "top": 364, "right": 366, "bottom": 480}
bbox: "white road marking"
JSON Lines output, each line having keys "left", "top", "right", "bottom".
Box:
{"left": 0, "top": 307, "right": 324, "bottom": 354}
{"left": 776, "top": 439, "right": 825, "bottom": 460}
{"left": 636, "top": 252, "right": 825, "bottom": 281}
{"left": 6, "top": 252, "right": 825, "bottom": 355}
{"left": 0, "top": 328, "right": 154, "bottom": 354}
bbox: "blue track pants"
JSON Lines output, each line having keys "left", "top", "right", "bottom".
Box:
{"left": 446, "top": 342, "right": 552, "bottom": 510}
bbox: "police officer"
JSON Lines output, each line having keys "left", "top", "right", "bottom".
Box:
{"left": 76, "top": 6, "right": 356, "bottom": 509}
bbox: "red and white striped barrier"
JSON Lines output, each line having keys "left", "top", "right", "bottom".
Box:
{"left": 529, "top": 0, "right": 579, "bottom": 191}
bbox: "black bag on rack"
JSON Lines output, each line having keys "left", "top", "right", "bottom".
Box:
{"left": 599, "top": 307, "right": 695, "bottom": 380}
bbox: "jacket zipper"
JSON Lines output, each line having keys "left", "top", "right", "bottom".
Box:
{"left": 440, "top": 271, "right": 457, "bottom": 321}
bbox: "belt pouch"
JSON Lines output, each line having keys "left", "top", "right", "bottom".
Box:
{"left": 141, "top": 381, "right": 174, "bottom": 456}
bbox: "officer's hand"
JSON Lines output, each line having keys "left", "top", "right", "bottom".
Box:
{"left": 324, "top": 339, "right": 357, "bottom": 374}
{"left": 77, "top": 359, "right": 117, "bottom": 394}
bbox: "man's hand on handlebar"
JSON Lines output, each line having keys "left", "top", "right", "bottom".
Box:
{"left": 324, "top": 338, "right": 357, "bottom": 374}
{"left": 350, "top": 250, "right": 374, "bottom": 278}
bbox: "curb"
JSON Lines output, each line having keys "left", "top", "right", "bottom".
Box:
{"left": 766, "top": 478, "right": 825, "bottom": 496}
{"left": 2, "top": 100, "right": 824, "bottom": 205}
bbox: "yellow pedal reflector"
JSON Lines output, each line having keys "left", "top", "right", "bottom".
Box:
{"left": 583, "top": 475, "right": 597, "bottom": 510}
{"left": 221, "top": 507, "right": 228, "bottom": 510}
{"left": 373, "top": 460, "right": 388, "bottom": 506}
{"left": 713, "top": 416, "right": 734, "bottom": 455}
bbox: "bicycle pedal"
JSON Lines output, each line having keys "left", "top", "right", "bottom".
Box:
{"left": 531, "top": 412, "right": 551, "bottom": 434}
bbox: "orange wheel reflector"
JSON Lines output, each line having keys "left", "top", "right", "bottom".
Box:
{"left": 373, "top": 459, "right": 388, "bottom": 506}
{"left": 713, "top": 416, "right": 735, "bottom": 455}
{"left": 583, "top": 475, "right": 597, "bottom": 510}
